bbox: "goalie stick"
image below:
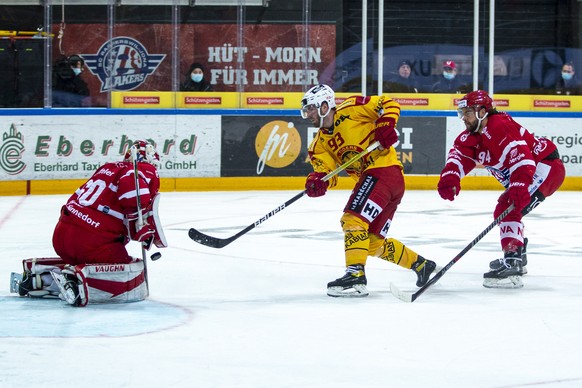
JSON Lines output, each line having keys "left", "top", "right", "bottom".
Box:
{"left": 390, "top": 204, "right": 515, "bottom": 303}
{"left": 189, "top": 141, "right": 381, "bottom": 248}
{"left": 130, "top": 145, "right": 149, "bottom": 296}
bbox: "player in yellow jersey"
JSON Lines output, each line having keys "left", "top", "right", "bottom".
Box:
{"left": 300, "top": 84, "right": 437, "bottom": 297}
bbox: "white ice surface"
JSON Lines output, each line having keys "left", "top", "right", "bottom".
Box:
{"left": 1, "top": 189, "right": 581, "bottom": 388}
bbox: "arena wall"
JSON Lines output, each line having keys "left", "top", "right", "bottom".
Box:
{"left": 1, "top": 94, "right": 581, "bottom": 196}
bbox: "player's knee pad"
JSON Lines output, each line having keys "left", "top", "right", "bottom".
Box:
{"left": 374, "top": 238, "right": 419, "bottom": 269}
{"left": 368, "top": 234, "right": 384, "bottom": 256}
{"left": 340, "top": 213, "right": 369, "bottom": 232}
{"left": 74, "top": 260, "right": 148, "bottom": 305}
{"left": 341, "top": 213, "right": 370, "bottom": 266}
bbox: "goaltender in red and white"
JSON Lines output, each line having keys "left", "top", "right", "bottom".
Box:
{"left": 11, "top": 140, "right": 167, "bottom": 307}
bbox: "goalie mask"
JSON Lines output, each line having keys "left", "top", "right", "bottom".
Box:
{"left": 300, "top": 84, "right": 336, "bottom": 127}
{"left": 124, "top": 140, "right": 160, "bottom": 167}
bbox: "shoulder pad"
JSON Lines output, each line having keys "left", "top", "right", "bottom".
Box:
{"left": 337, "top": 95, "right": 371, "bottom": 111}
{"left": 455, "top": 131, "right": 481, "bottom": 147}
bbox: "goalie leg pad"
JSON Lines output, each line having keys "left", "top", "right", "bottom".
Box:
{"left": 13, "top": 258, "right": 67, "bottom": 298}
{"left": 77, "top": 261, "right": 148, "bottom": 304}
{"left": 51, "top": 261, "right": 147, "bottom": 306}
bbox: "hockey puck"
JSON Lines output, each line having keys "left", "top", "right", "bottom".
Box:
{"left": 150, "top": 252, "right": 162, "bottom": 261}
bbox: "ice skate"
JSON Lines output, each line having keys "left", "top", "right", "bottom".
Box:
{"left": 327, "top": 264, "right": 369, "bottom": 297}
{"left": 483, "top": 256, "right": 524, "bottom": 289}
{"left": 16, "top": 271, "right": 34, "bottom": 296}
{"left": 51, "top": 270, "right": 86, "bottom": 306}
{"left": 411, "top": 256, "right": 437, "bottom": 287}
{"left": 11, "top": 271, "right": 53, "bottom": 298}
{"left": 489, "top": 238, "right": 528, "bottom": 275}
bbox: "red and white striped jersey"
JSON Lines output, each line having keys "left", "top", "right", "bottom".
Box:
{"left": 443, "top": 112, "right": 558, "bottom": 187}
{"left": 62, "top": 161, "right": 159, "bottom": 238}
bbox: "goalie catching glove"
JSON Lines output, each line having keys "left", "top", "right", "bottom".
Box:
{"left": 305, "top": 172, "right": 329, "bottom": 197}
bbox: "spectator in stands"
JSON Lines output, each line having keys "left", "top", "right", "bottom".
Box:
{"left": 181, "top": 62, "right": 212, "bottom": 92}
{"left": 386, "top": 60, "right": 420, "bottom": 93}
{"left": 431, "top": 60, "right": 470, "bottom": 94}
{"left": 52, "top": 55, "right": 90, "bottom": 107}
{"left": 555, "top": 62, "right": 582, "bottom": 95}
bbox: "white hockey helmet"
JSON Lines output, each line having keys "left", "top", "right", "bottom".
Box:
{"left": 300, "top": 84, "right": 336, "bottom": 119}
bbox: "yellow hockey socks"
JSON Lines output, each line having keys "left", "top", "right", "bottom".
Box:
{"left": 341, "top": 213, "right": 370, "bottom": 267}
{"left": 371, "top": 236, "right": 419, "bottom": 269}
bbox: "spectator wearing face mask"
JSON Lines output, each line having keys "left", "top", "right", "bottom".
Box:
{"left": 431, "top": 60, "right": 470, "bottom": 94}
{"left": 555, "top": 62, "right": 581, "bottom": 95}
{"left": 52, "top": 54, "right": 90, "bottom": 107}
{"left": 180, "top": 62, "right": 212, "bottom": 92}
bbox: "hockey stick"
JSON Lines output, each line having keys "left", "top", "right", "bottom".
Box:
{"left": 130, "top": 146, "right": 149, "bottom": 296}
{"left": 189, "top": 141, "right": 381, "bottom": 248}
{"left": 390, "top": 204, "right": 515, "bottom": 303}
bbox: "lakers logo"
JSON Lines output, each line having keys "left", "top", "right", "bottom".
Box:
{"left": 255, "top": 120, "right": 301, "bottom": 174}
{"left": 83, "top": 36, "right": 166, "bottom": 92}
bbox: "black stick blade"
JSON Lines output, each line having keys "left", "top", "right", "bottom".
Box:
{"left": 188, "top": 228, "right": 232, "bottom": 249}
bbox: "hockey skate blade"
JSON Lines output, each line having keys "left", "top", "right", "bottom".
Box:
{"left": 10, "top": 272, "right": 21, "bottom": 294}
{"left": 50, "top": 272, "right": 79, "bottom": 305}
{"left": 483, "top": 275, "right": 524, "bottom": 289}
{"left": 390, "top": 283, "right": 413, "bottom": 303}
{"left": 327, "top": 284, "right": 369, "bottom": 298}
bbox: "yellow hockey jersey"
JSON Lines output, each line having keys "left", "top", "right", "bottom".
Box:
{"left": 307, "top": 95, "right": 403, "bottom": 188}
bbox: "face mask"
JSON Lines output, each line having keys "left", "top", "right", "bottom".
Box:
{"left": 443, "top": 71, "right": 455, "bottom": 81}
{"left": 562, "top": 72, "right": 573, "bottom": 81}
{"left": 72, "top": 68, "right": 82, "bottom": 76}
{"left": 191, "top": 74, "right": 203, "bottom": 83}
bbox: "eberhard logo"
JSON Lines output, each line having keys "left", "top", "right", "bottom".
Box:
{"left": 255, "top": 120, "right": 301, "bottom": 174}
{"left": 83, "top": 36, "right": 166, "bottom": 92}
{"left": 0, "top": 124, "right": 26, "bottom": 175}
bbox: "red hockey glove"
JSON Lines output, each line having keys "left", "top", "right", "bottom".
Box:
{"left": 305, "top": 172, "right": 329, "bottom": 197}
{"left": 133, "top": 223, "right": 155, "bottom": 247}
{"left": 373, "top": 116, "right": 398, "bottom": 149}
{"left": 437, "top": 170, "right": 461, "bottom": 201}
{"left": 507, "top": 180, "right": 531, "bottom": 214}
{"left": 126, "top": 211, "right": 155, "bottom": 249}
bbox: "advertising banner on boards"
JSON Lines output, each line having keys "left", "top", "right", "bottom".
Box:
{"left": 0, "top": 115, "right": 221, "bottom": 181}
{"left": 220, "top": 116, "right": 447, "bottom": 177}
{"left": 445, "top": 116, "right": 582, "bottom": 177}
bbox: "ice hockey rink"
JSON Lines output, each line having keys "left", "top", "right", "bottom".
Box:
{"left": 1, "top": 188, "right": 581, "bottom": 388}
